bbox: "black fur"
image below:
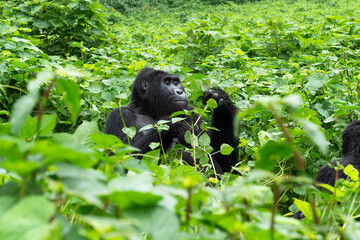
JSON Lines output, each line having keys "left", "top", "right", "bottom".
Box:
{"left": 294, "top": 120, "right": 360, "bottom": 220}
{"left": 315, "top": 120, "right": 360, "bottom": 186}
{"left": 105, "top": 67, "right": 238, "bottom": 174}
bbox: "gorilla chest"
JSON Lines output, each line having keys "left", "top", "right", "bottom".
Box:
{"left": 131, "top": 114, "right": 158, "bottom": 137}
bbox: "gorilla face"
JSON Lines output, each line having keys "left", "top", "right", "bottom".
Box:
{"left": 130, "top": 67, "right": 191, "bottom": 118}
{"left": 160, "top": 74, "right": 189, "bottom": 111}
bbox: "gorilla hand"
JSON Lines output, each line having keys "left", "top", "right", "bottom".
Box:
{"left": 203, "top": 88, "right": 234, "bottom": 110}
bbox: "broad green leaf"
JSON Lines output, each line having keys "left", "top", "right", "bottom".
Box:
{"left": 91, "top": 132, "right": 125, "bottom": 148}
{"left": 80, "top": 215, "right": 141, "bottom": 238}
{"left": 122, "top": 126, "right": 136, "bottom": 139}
{"left": 256, "top": 141, "right": 293, "bottom": 171}
{"left": 139, "top": 124, "right": 154, "bottom": 132}
{"left": 110, "top": 192, "right": 162, "bottom": 210}
{"left": 53, "top": 163, "right": 108, "bottom": 207}
{"left": 301, "top": 120, "right": 328, "bottom": 154}
{"left": 184, "top": 130, "right": 197, "bottom": 147}
{"left": 124, "top": 206, "right": 180, "bottom": 240}
{"left": 206, "top": 98, "right": 218, "bottom": 109}
{"left": 157, "top": 120, "right": 170, "bottom": 125}
{"left": 344, "top": 164, "right": 359, "bottom": 181}
{"left": 199, "top": 133, "right": 211, "bottom": 147}
{"left": 171, "top": 117, "right": 186, "bottom": 124}
{"left": 157, "top": 124, "right": 169, "bottom": 132}
{"left": 149, "top": 142, "right": 160, "bottom": 150}
{"left": 27, "top": 71, "right": 54, "bottom": 96}
{"left": 316, "top": 183, "right": 344, "bottom": 198}
{"left": 281, "top": 94, "right": 302, "bottom": 110}
{"left": 38, "top": 114, "right": 57, "bottom": 136}
{"left": 10, "top": 95, "right": 37, "bottom": 136}
{"left": 73, "top": 120, "right": 100, "bottom": 146}
{"left": 304, "top": 73, "right": 329, "bottom": 95}
{"left": 294, "top": 198, "right": 320, "bottom": 221}
{"left": 0, "top": 196, "right": 59, "bottom": 240}
{"left": 0, "top": 196, "right": 15, "bottom": 216}
{"left": 19, "top": 116, "right": 37, "bottom": 139}
{"left": 32, "top": 140, "right": 98, "bottom": 168}
{"left": 57, "top": 79, "right": 81, "bottom": 123}
{"left": 19, "top": 114, "right": 56, "bottom": 139}
{"left": 220, "top": 143, "right": 234, "bottom": 155}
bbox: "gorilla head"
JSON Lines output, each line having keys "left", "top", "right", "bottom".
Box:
{"left": 130, "top": 67, "right": 190, "bottom": 118}
{"left": 341, "top": 120, "right": 360, "bottom": 157}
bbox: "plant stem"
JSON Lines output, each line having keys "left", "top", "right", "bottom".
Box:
{"left": 117, "top": 100, "right": 130, "bottom": 145}
{"left": 272, "top": 110, "right": 305, "bottom": 170}
{"left": 270, "top": 182, "right": 280, "bottom": 240}
{"left": 36, "top": 77, "right": 57, "bottom": 138}
{"left": 186, "top": 187, "right": 192, "bottom": 224}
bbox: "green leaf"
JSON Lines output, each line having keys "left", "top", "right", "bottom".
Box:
{"left": 73, "top": 120, "right": 100, "bottom": 146}
{"left": 157, "top": 124, "right": 169, "bottom": 132}
{"left": 301, "top": 120, "right": 328, "bottom": 154}
{"left": 139, "top": 124, "right": 154, "bottom": 132}
{"left": 206, "top": 98, "right": 218, "bottom": 109}
{"left": 124, "top": 206, "right": 180, "bottom": 240}
{"left": 122, "top": 126, "right": 136, "bottom": 139}
{"left": 304, "top": 73, "right": 328, "bottom": 95}
{"left": 294, "top": 198, "right": 320, "bottom": 221}
{"left": 256, "top": 141, "right": 293, "bottom": 171}
{"left": 220, "top": 143, "right": 234, "bottom": 155}
{"left": 149, "top": 142, "right": 160, "bottom": 150}
{"left": 184, "top": 130, "right": 198, "bottom": 147}
{"left": 10, "top": 95, "right": 37, "bottom": 136}
{"left": 0, "top": 196, "right": 59, "bottom": 240}
{"left": 171, "top": 117, "right": 186, "bottom": 124}
{"left": 91, "top": 132, "right": 126, "bottom": 148}
{"left": 57, "top": 79, "right": 81, "bottom": 123}
{"left": 281, "top": 94, "right": 302, "bottom": 110}
{"left": 38, "top": 114, "right": 57, "bottom": 136}
{"left": 157, "top": 120, "right": 171, "bottom": 125}
{"left": 27, "top": 71, "right": 54, "bottom": 97}
{"left": 199, "top": 133, "right": 211, "bottom": 147}
{"left": 52, "top": 163, "right": 108, "bottom": 207}
{"left": 344, "top": 164, "right": 359, "bottom": 181}
{"left": 0, "top": 196, "right": 15, "bottom": 216}
{"left": 32, "top": 140, "right": 98, "bottom": 168}
{"left": 19, "top": 116, "right": 37, "bottom": 139}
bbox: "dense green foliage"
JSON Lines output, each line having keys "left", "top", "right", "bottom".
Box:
{"left": 1, "top": 0, "right": 360, "bottom": 239}
{"left": 100, "top": 0, "right": 260, "bottom": 13}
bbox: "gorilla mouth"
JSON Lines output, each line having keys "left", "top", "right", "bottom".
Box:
{"left": 170, "top": 100, "right": 189, "bottom": 106}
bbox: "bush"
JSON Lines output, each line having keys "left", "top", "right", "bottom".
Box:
{"left": 1, "top": 0, "right": 109, "bottom": 56}
{"left": 100, "top": 0, "right": 260, "bottom": 13}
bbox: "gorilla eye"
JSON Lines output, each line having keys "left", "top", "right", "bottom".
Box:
{"left": 164, "top": 79, "right": 170, "bottom": 85}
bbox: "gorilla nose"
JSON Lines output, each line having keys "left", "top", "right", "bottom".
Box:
{"left": 175, "top": 89, "right": 183, "bottom": 95}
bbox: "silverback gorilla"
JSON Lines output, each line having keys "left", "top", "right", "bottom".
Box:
{"left": 294, "top": 120, "right": 360, "bottom": 220}
{"left": 105, "top": 67, "right": 238, "bottom": 174}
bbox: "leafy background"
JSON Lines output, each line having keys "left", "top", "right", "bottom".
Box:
{"left": 1, "top": 0, "right": 360, "bottom": 239}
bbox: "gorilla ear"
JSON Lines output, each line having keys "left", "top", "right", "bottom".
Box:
{"left": 141, "top": 81, "right": 148, "bottom": 91}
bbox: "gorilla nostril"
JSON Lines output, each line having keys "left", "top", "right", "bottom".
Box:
{"left": 176, "top": 90, "right": 183, "bottom": 95}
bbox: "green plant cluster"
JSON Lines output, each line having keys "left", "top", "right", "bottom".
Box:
{"left": 100, "top": 0, "right": 260, "bottom": 13}
{"left": 1, "top": 0, "right": 360, "bottom": 239}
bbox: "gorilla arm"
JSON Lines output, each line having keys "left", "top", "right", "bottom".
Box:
{"left": 105, "top": 107, "right": 192, "bottom": 154}
{"left": 105, "top": 107, "right": 164, "bottom": 154}
{"left": 203, "top": 88, "right": 238, "bottom": 173}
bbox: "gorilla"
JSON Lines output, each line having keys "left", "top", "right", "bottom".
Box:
{"left": 105, "top": 67, "right": 238, "bottom": 174}
{"left": 294, "top": 120, "right": 360, "bottom": 220}
{"left": 316, "top": 120, "right": 360, "bottom": 186}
